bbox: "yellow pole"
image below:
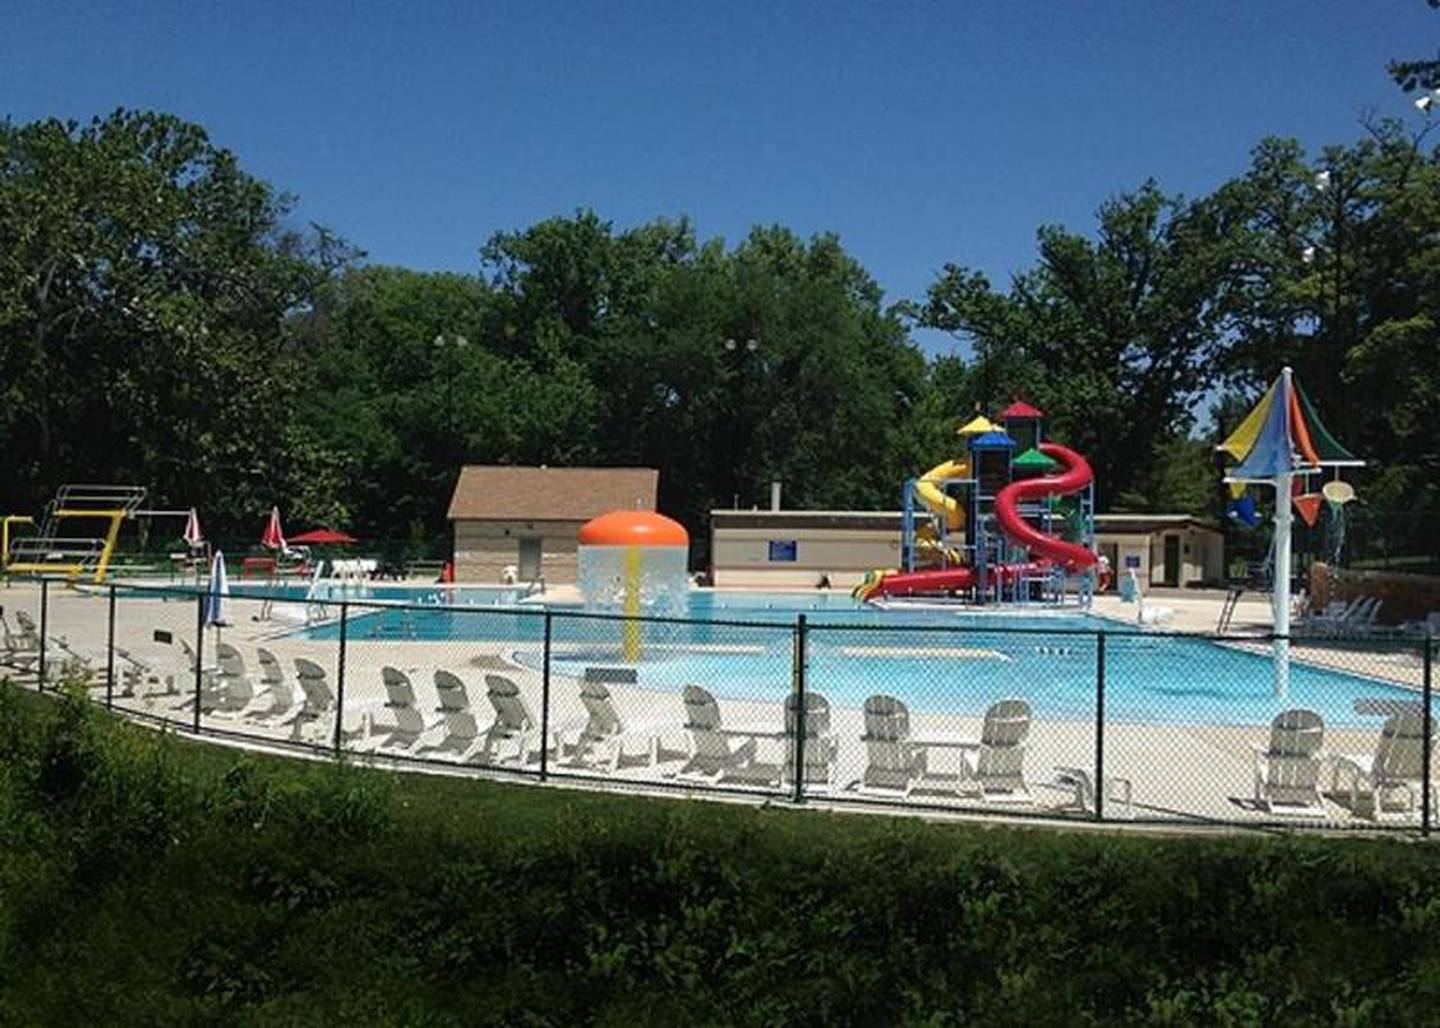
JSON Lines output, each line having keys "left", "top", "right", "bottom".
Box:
{"left": 2, "top": 516, "right": 34, "bottom": 573}
{"left": 622, "top": 545, "right": 642, "bottom": 662}
{"left": 92, "top": 511, "right": 128, "bottom": 583}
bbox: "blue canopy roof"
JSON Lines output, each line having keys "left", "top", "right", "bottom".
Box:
{"left": 969, "top": 431, "right": 1016, "bottom": 450}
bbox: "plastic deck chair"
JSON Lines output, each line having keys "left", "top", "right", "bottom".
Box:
{"left": 1252, "top": 709, "right": 1326, "bottom": 816}
{"left": 416, "top": 669, "right": 482, "bottom": 757}
{"left": 723, "top": 692, "right": 838, "bottom": 791}
{"left": 288, "top": 658, "right": 364, "bottom": 745}
{"left": 674, "top": 684, "right": 756, "bottom": 779}
{"left": 1329, "top": 712, "right": 1431, "bottom": 819}
{"left": 476, "top": 674, "right": 546, "bottom": 765}
{"left": 957, "top": 699, "right": 1033, "bottom": 803}
{"left": 562, "top": 678, "right": 675, "bottom": 773}
{"left": 369, "top": 666, "right": 427, "bottom": 749}
{"left": 206, "top": 642, "right": 257, "bottom": 715}
{"left": 859, "top": 694, "right": 932, "bottom": 796}
{"left": 246, "top": 647, "right": 298, "bottom": 720}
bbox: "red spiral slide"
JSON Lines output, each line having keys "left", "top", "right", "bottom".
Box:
{"left": 993, "top": 443, "right": 1097, "bottom": 570}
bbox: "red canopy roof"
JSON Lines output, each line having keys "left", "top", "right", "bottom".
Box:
{"left": 1000, "top": 400, "right": 1044, "bottom": 419}
{"left": 288, "top": 528, "right": 358, "bottom": 545}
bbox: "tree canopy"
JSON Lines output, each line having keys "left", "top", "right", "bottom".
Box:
{"left": 2, "top": 105, "right": 1438, "bottom": 567}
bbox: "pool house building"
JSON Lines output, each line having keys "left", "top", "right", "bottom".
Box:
{"left": 447, "top": 466, "right": 659, "bottom": 585}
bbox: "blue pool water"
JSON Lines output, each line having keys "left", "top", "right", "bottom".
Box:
{"left": 296, "top": 590, "right": 1421, "bottom": 729}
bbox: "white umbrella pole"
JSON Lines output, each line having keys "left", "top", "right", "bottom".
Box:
{"left": 1272, "top": 365, "right": 1296, "bottom": 700}
{"left": 1273, "top": 472, "right": 1292, "bottom": 699}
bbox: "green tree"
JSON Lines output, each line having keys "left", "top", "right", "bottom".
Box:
{"left": 0, "top": 109, "right": 349, "bottom": 536}
{"left": 1388, "top": 0, "right": 1440, "bottom": 93}
{"left": 918, "top": 182, "right": 1246, "bottom": 508}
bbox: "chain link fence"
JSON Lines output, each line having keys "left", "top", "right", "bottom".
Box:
{"left": 4, "top": 579, "right": 1436, "bottom": 833}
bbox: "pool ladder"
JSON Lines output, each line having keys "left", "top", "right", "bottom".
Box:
{"left": 1217, "top": 586, "right": 1244, "bottom": 634}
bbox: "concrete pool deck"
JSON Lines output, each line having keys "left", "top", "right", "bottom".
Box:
{"left": 3, "top": 578, "right": 1434, "bottom": 834}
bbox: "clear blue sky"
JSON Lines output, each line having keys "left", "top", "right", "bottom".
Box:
{"left": 6, "top": 1, "right": 1435, "bottom": 354}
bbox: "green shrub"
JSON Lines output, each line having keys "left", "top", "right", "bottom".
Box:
{"left": 3, "top": 682, "right": 1440, "bottom": 1023}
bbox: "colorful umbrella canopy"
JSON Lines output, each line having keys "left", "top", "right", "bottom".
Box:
{"left": 288, "top": 528, "right": 358, "bottom": 546}
{"left": 1219, "top": 372, "right": 1359, "bottom": 480}
{"left": 260, "top": 507, "right": 286, "bottom": 551}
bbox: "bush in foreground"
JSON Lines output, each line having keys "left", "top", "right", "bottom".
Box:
{"left": 3, "top": 682, "right": 1440, "bottom": 1024}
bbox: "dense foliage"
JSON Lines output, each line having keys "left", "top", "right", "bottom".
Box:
{"left": 5, "top": 683, "right": 1440, "bottom": 1023}
{"left": 2, "top": 106, "right": 1438, "bottom": 564}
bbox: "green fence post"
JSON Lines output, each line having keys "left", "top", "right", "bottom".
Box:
{"left": 106, "top": 583, "right": 117, "bottom": 709}
{"left": 334, "top": 601, "right": 349, "bottom": 755}
{"left": 792, "top": 614, "right": 808, "bottom": 804}
{"left": 1095, "top": 631, "right": 1107, "bottom": 822}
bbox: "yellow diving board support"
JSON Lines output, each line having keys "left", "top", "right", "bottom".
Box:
{"left": 1, "top": 516, "right": 35, "bottom": 573}
{"left": 5, "top": 508, "right": 132, "bottom": 583}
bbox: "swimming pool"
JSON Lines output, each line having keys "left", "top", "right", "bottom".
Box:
{"left": 303, "top": 590, "right": 1419, "bottom": 729}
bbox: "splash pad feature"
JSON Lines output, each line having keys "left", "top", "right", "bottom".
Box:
{"left": 576, "top": 510, "right": 690, "bottom": 662}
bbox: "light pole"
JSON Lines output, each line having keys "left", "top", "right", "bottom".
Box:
{"left": 722, "top": 337, "right": 760, "bottom": 508}
{"left": 433, "top": 333, "right": 469, "bottom": 464}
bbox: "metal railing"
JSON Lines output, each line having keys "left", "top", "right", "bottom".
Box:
{"left": 6, "top": 579, "right": 1437, "bottom": 834}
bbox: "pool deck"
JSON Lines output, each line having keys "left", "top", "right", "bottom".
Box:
{"left": 3, "top": 578, "right": 1433, "bottom": 834}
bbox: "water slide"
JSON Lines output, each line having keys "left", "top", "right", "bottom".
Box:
{"left": 855, "top": 443, "right": 1095, "bottom": 601}
{"left": 913, "top": 459, "right": 968, "bottom": 564}
{"left": 992, "top": 443, "right": 1097, "bottom": 571}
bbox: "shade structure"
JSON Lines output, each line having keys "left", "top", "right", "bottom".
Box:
{"left": 968, "top": 430, "right": 1015, "bottom": 450}
{"left": 288, "top": 528, "right": 358, "bottom": 546}
{"left": 1217, "top": 367, "right": 1361, "bottom": 698}
{"left": 957, "top": 415, "right": 998, "bottom": 436}
{"left": 260, "top": 507, "right": 286, "bottom": 551}
{"left": 183, "top": 507, "right": 203, "bottom": 549}
{"left": 204, "top": 551, "right": 230, "bottom": 628}
{"left": 999, "top": 399, "right": 1044, "bottom": 419}
{"left": 1011, "top": 447, "right": 1059, "bottom": 471}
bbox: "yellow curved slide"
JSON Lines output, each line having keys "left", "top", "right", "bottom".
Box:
{"left": 915, "top": 459, "right": 969, "bottom": 533}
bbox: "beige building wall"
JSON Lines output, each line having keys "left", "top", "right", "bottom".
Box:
{"left": 454, "top": 519, "right": 583, "bottom": 584}
{"left": 711, "top": 513, "right": 903, "bottom": 588}
{"left": 1091, "top": 524, "right": 1227, "bottom": 589}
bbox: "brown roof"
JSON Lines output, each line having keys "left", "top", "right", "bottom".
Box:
{"left": 447, "top": 466, "right": 659, "bottom": 522}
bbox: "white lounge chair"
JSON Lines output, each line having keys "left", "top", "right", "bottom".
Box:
{"left": 416, "top": 669, "right": 482, "bottom": 757}
{"left": 243, "top": 647, "right": 298, "bottom": 720}
{"left": 1329, "top": 712, "right": 1432, "bottom": 819}
{"left": 367, "top": 666, "right": 427, "bottom": 749}
{"left": 956, "top": 699, "right": 1033, "bottom": 803}
{"left": 560, "top": 679, "right": 673, "bottom": 773}
{"left": 473, "top": 674, "right": 547, "bottom": 765}
{"left": 203, "top": 642, "right": 257, "bottom": 715}
{"left": 1252, "top": 709, "right": 1326, "bottom": 816}
{"left": 289, "top": 658, "right": 366, "bottom": 745}
{"left": 723, "top": 692, "right": 839, "bottom": 792}
{"left": 673, "top": 684, "right": 757, "bottom": 779}
{"left": 858, "top": 694, "right": 952, "bottom": 796}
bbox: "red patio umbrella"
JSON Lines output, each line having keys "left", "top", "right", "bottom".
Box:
{"left": 260, "top": 507, "right": 286, "bottom": 550}
{"left": 288, "top": 528, "right": 358, "bottom": 545}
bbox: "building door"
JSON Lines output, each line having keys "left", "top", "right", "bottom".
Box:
{"left": 1162, "top": 535, "right": 1181, "bottom": 587}
{"left": 518, "top": 537, "right": 542, "bottom": 580}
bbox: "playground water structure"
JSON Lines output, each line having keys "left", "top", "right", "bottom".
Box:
{"left": 855, "top": 403, "right": 1099, "bottom": 604}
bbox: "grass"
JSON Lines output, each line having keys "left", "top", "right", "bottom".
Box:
{"left": 5, "top": 680, "right": 1440, "bottom": 1024}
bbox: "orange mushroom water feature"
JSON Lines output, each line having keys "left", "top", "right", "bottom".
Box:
{"left": 576, "top": 511, "right": 690, "bottom": 663}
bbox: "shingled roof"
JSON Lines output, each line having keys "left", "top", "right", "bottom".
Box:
{"left": 447, "top": 466, "right": 659, "bottom": 522}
